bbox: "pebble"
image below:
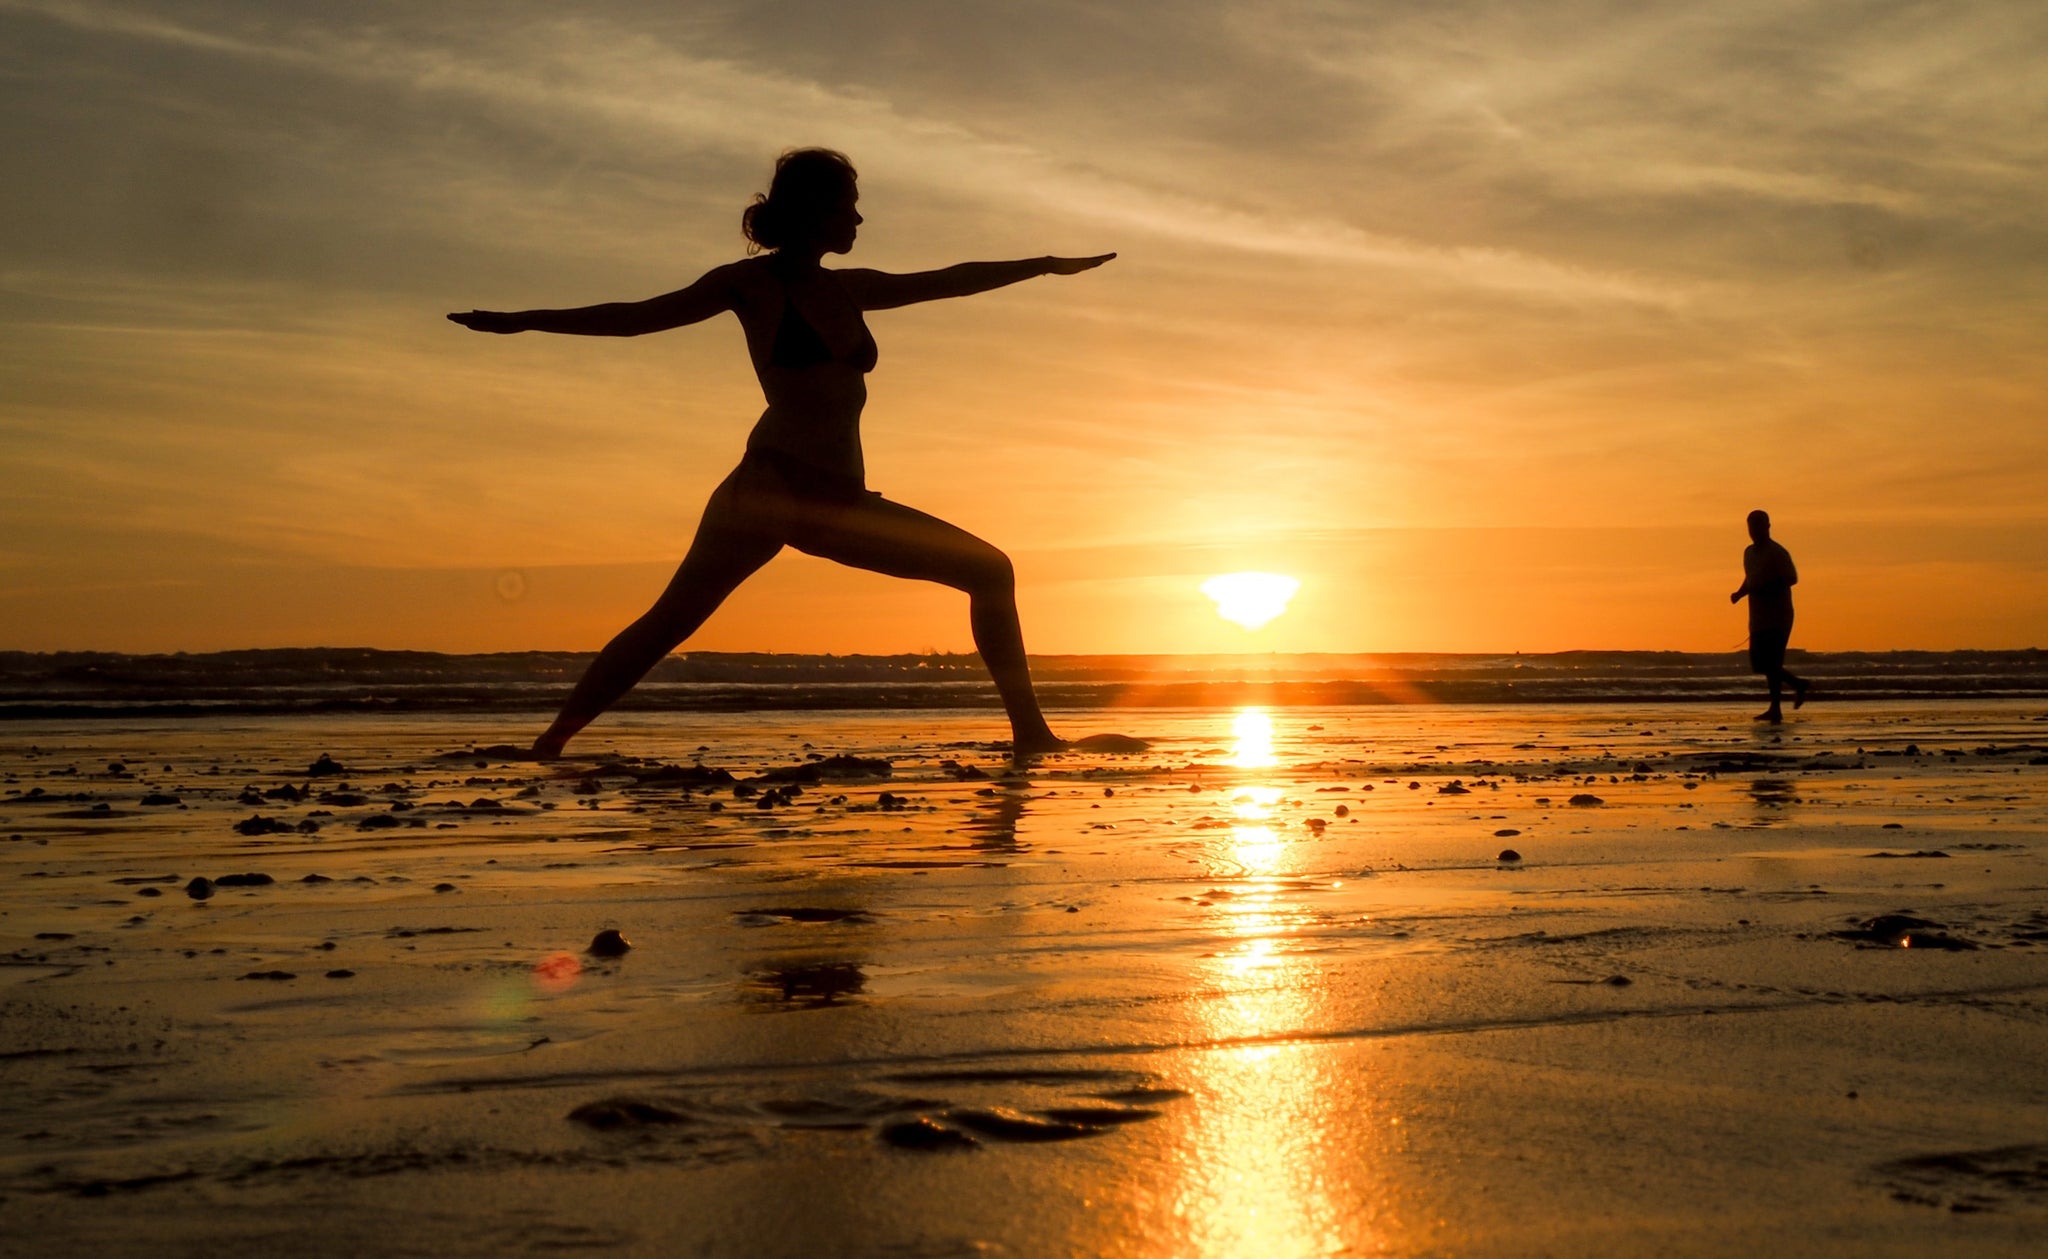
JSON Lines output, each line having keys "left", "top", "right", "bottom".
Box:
{"left": 880, "top": 1118, "right": 977, "bottom": 1151}
{"left": 567, "top": 1098, "right": 688, "bottom": 1130}
{"left": 587, "top": 929, "right": 632, "bottom": 958}
{"left": 1498, "top": 849, "right": 1522, "bottom": 862}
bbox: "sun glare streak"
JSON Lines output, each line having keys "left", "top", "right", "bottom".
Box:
{"left": 1201, "top": 572, "right": 1300, "bottom": 631}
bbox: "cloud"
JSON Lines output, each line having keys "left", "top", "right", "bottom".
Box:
{"left": 0, "top": 0, "right": 1684, "bottom": 305}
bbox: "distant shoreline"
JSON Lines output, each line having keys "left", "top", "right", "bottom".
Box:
{"left": 2, "top": 648, "right": 2044, "bottom": 718}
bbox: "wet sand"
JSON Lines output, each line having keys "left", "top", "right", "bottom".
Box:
{"left": 4, "top": 701, "right": 2047, "bottom": 1256}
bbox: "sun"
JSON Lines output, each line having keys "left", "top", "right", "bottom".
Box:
{"left": 1201, "top": 572, "right": 1300, "bottom": 631}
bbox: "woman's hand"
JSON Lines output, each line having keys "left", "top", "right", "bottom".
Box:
{"left": 447, "top": 310, "right": 528, "bottom": 334}
{"left": 1043, "top": 253, "right": 1116, "bottom": 276}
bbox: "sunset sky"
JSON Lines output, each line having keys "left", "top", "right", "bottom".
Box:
{"left": 3, "top": 0, "right": 2044, "bottom": 654}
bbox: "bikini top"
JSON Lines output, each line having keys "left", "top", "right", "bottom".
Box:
{"left": 769, "top": 291, "right": 878, "bottom": 373}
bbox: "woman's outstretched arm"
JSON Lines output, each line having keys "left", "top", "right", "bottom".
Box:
{"left": 449, "top": 264, "right": 740, "bottom": 337}
{"left": 839, "top": 254, "right": 1114, "bottom": 311}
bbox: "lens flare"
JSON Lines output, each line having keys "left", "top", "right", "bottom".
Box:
{"left": 533, "top": 951, "right": 582, "bottom": 992}
{"left": 1201, "top": 572, "right": 1300, "bottom": 631}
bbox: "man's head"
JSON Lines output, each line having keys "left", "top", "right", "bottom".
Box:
{"left": 1747, "top": 509, "right": 1771, "bottom": 543}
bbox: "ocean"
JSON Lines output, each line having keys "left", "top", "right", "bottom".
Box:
{"left": 4, "top": 647, "right": 2045, "bottom": 719}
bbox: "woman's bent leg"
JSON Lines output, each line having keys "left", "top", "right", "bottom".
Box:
{"left": 790, "top": 497, "right": 1061, "bottom": 752}
{"left": 534, "top": 514, "right": 783, "bottom": 758}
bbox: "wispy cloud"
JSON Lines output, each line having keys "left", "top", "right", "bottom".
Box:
{"left": 2, "top": 0, "right": 1682, "bottom": 305}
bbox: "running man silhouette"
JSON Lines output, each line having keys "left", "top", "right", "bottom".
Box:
{"left": 451, "top": 149, "right": 1138, "bottom": 759}
{"left": 1729, "top": 509, "right": 1809, "bottom": 723}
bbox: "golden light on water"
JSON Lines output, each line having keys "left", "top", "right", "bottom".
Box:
{"left": 1201, "top": 572, "right": 1301, "bottom": 631}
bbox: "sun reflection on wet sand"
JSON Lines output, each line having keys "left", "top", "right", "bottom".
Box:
{"left": 1228, "top": 786, "right": 1285, "bottom": 872}
{"left": 1231, "top": 708, "right": 1277, "bottom": 768}
{"left": 1166, "top": 741, "right": 1359, "bottom": 1257}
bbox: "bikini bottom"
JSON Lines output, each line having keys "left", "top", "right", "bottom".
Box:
{"left": 738, "top": 446, "right": 872, "bottom": 506}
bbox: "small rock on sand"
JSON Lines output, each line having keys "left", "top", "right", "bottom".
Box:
{"left": 1498, "top": 849, "right": 1522, "bottom": 862}
{"left": 439, "top": 745, "right": 533, "bottom": 762}
{"left": 1833, "top": 913, "right": 1977, "bottom": 951}
{"left": 587, "top": 929, "right": 632, "bottom": 958}
{"left": 567, "top": 1098, "right": 689, "bottom": 1130}
{"left": 880, "top": 1118, "right": 978, "bottom": 1151}
{"left": 753, "top": 755, "right": 893, "bottom": 783}
{"left": 185, "top": 876, "right": 214, "bottom": 900}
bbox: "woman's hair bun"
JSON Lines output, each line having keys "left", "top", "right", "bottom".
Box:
{"left": 742, "top": 148, "right": 857, "bottom": 252}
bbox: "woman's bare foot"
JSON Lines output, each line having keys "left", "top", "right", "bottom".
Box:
{"left": 1009, "top": 732, "right": 1065, "bottom": 759}
{"left": 530, "top": 732, "right": 569, "bottom": 761}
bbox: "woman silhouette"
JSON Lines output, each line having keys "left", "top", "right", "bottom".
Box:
{"left": 451, "top": 149, "right": 1125, "bottom": 759}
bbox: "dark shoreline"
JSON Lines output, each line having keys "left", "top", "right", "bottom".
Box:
{"left": 2, "top": 648, "right": 2044, "bottom": 719}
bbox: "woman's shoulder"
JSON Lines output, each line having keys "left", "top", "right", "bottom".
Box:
{"left": 719, "top": 256, "right": 787, "bottom": 308}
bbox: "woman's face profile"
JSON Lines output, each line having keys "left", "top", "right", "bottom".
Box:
{"left": 818, "top": 186, "right": 862, "bottom": 255}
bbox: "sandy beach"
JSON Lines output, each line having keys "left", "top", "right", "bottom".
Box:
{"left": 4, "top": 700, "right": 2047, "bottom": 1256}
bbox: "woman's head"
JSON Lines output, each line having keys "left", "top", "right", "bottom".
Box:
{"left": 742, "top": 148, "right": 860, "bottom": 255}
